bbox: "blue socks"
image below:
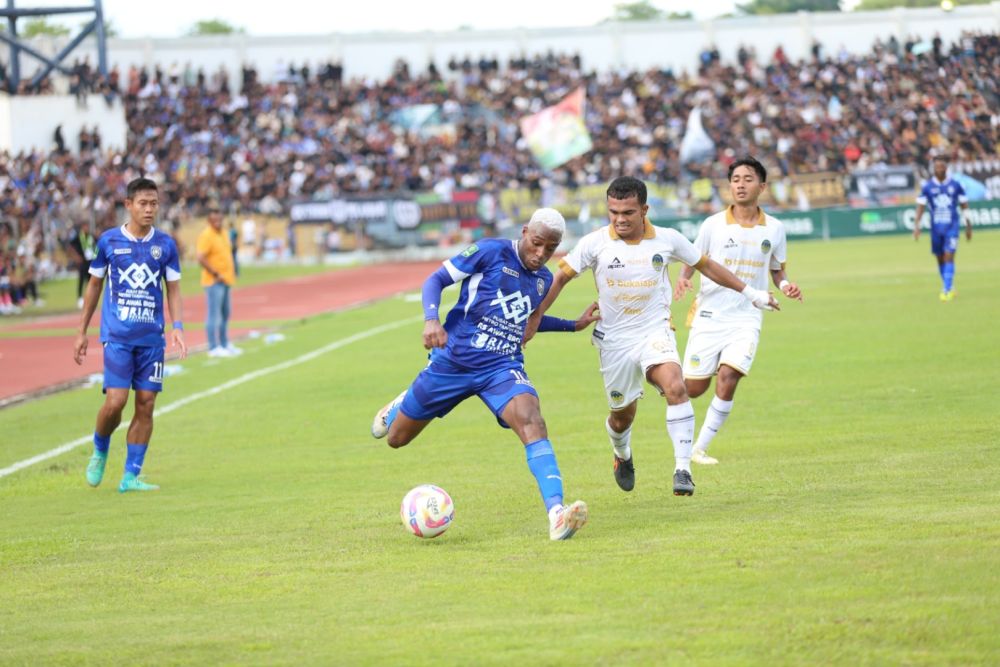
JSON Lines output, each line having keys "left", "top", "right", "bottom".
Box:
{"left": 93, "top": 432, "right": 110, "bottom": 455}
{"left": 124, "top": 443, "right": 148, "bottom": 477}
{"left": 525, "top": 439, "right": 564, "bottom": 512}
{"left": 942, "top": 261, "right": 955, "bottom": 292}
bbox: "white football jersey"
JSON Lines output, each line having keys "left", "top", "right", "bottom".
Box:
{"left": 558, "top": 220, "right": 703, "bottom": 349}
{"left": 688, "top": 206, "right": 787, "bottom": 330}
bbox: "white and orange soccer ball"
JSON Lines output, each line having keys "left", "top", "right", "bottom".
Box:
{"left": 400, "top": 484, "right": 454, "bottom": 538}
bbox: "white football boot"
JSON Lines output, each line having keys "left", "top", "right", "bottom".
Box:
{"left": 548, "top": 500, "right": 588, "bottom": 541}
{"left": 371, "top": 390, "right": 407, "bottom": 439}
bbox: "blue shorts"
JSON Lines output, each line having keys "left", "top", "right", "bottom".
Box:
{"left": 400, "top": 358, "right": 539, "bottom": 429}
{"left": 930, "top": 230, "right": 958, "bottom": 256}
{"left": 103, "top": 342, "right": 165, "bottom": 393}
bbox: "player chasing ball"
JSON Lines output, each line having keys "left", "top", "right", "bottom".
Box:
{"left": 525, "top": 176, "right": 779, "bottom": 496}
{"left": 674, "top": 157, "right": 803, "bottom": 465}
{"left": 371, "top": 208, "right": 599, "bottom": 541}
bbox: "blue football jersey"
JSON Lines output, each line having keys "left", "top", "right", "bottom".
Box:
{"left": 434, "top": 239, "right": 553, "bottom": 371}
{"left": 917, "top": 177, "right": 967, "bottom": 232}
{"left": 89, "top": 225, "right": 181, "bottom": 347}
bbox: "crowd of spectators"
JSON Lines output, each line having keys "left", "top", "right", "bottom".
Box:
{"left": 0, "top": 31, "right": 997, "bottom": 314}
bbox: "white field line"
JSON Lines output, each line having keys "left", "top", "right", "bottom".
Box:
{"left": 0, "top": 316, "right": 421, "bottom": 480}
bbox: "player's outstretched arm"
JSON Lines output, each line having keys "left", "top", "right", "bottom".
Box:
{"left": 73, "top": 275, "right": 103, "bottom": 365}
{"left": 697, "top": 257, "right": 779, "bottom": 311}
{"left": 674, "top": 263, "right": 696, "bottom": 300}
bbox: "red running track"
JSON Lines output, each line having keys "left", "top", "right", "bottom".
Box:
{"left": 0, "top": 262, "right": 440, "bottom": 406}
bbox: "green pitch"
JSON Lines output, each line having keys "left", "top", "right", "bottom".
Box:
{"left": 1, "top": 233, "right": 998, "bottom": 665}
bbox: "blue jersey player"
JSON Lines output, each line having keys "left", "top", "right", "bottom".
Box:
{"left": 73, "top": 178, "right": 187, "bottom": 492}
{"left": 371, "top": 208, "right": 599, "bottom": 540}
{"left": 913, "top": 156, "right": 971, "bottom": 301}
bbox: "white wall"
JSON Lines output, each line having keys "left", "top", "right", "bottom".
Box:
{"left": 8, "top": 4, "right": 1000, "bottom": 87}
{"left": 0, "top": 94, "right": 127, "bottom": 154}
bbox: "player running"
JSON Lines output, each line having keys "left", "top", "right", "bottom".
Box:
{"left": 370, "top": 208, "right": 599, "bottom": 541}
{"left": 674, "top": 156, "right": 803, "bottom": 465}
{"left": 74, "top": 177, "right": 187, "bottom": 492}
{"left": 525, "top": 176, "right": 778, "bottom": 496}
{"left": 913, "top": 155, "right": 971, "bottom": 301}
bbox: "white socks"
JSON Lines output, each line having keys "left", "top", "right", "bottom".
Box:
{"left": 695, "top": 396, "right": 733, "bottom": 453}
{"left": 606, "top": 418, "right": 633, "bottom": 461}
{"left": 666, "top": 401, "right": 695, "bottom": 472}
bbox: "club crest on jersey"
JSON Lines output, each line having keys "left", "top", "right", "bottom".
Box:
{"left": 651, "top": 254, "right": 664, "bottom": 271}
{"left": 461, "top": 244, "right": 479, "bottom": 257}
{"left": 760, "top": 239, "right": 771, "bottom": 253}
{"left": 610, "top": 390, "right": 624, "bottom": 406}
{"left": 151, "top": 245, "right": 162, "bottom": 260}
{"left": 536, "top": 278, "right": 544, "bottom": 296}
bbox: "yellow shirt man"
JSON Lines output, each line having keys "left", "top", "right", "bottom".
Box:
{"left": 196, "top": 211, "right": 236, "bottom": 287}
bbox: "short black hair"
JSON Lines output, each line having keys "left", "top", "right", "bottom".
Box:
{"left": 932, "top": 155, "right": 948, "bottom": 163}
{"left": 126, "top": 177, "right": 158, "bottom": 200}
{"left": 728, "top": 156, "right": 767, "bottom": 183}
{"left": 606, "top": 176, "right": 647, "bottom": 205}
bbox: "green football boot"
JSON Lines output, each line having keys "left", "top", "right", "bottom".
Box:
{"left": 85, "top": 451, "right": 108, "bottom": 487}
{"left": 118, "top": 472, "right": 160, "bottom": 493}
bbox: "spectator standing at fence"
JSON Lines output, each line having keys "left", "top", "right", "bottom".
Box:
{"left": 913, "top": 155, "right": 971, "bottom": 302}
{"left": 196, "top": 203, "right": 240, "bottom": 358}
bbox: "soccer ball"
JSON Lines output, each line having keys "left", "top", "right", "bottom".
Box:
{"left": 400, "top": 484, "right": 454, "bottom": 538}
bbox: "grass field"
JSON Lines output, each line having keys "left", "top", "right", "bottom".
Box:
{"left": 1, "top": 233, "right": 999, "bottom": 665}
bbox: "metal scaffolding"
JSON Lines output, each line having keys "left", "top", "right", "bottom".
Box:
{"left": 0, "top": 0, "right": 108, "bottom": 92}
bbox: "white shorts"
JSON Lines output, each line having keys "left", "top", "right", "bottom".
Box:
{"left": 597, "top": 332, "right": 681, "bottom": 410}
{"left": 682, "top": 326, "right": 759, "bottom": 379}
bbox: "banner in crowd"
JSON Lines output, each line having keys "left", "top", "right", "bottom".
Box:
{"left": 519, "top": 88, "right": 593, "bottom": 170}
{"left": 289, "top": 191, "right": 483, "bottom": 229}
{"left": 847, "top": 165, "right": 917, "bottom": 207}
{"left": 714, "top": 171, "right": 847, "bottom": 209}
{"left": 952, "top": 159, "right": 1000, "bottom": 201}
{"left": 653, "top": 199, "right": 1000, "bottom": 242}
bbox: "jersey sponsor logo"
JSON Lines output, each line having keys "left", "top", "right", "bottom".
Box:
{"left": 724, "top": 238, "right": 737, "bottom": 249}
{"left": 592, "top": 328, "right": 605, "bottom": 340}
{"left": 113, "top": 248, "right": 132, "bottom": 255}
{"left": 699, "top": 310, "right": 713, "bottom": 319}
{"left": 502, "top": 266, "right": 520, "bottom": 278}
{"left": 461, "top": 244, "right": 479, "bottom": 257}
{"left": 651, "top": 254, "right": 664, "bottom": 271}
{"left": 118, "top": 263, "right": 160, "bottom": 290}
{"left": 490, "top": 289, "right": 532, "bottom": 324}
{"left": 118, "top": 305, "right": 156, "bottom": 323}
{"left": 151, "top": 246, "right": 163, "bottom": 260}
{"left": 610, "top": 390, "right": 625, "bottom": 406}
{"left": 607, "top": 256, "right": 626, "bottom": 269}
{"left": 760, "top": 239, "right": 772, "bottom": 253}
{"left": 536, "top": 278, "right": 544, "bottom": 296}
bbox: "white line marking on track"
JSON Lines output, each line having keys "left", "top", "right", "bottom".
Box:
{"left": 0, "top": 316, "right": 421, "bottom": 480}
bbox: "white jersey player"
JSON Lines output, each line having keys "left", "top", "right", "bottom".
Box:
{"left": 675, "top": 157, "right": 803, "bottom": 465}
{"left": 525, "top": 176, "right": 778, "bottom": 497}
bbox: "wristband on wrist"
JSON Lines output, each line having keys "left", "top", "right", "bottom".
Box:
{"left": 173, "top": 321, "right": 184, "bottom": 331}
{"left": 741, "top": 285, "right": 757, "bottom": 301}
{"left": 779, "top": 279, "right": 790, "bottom": 291}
